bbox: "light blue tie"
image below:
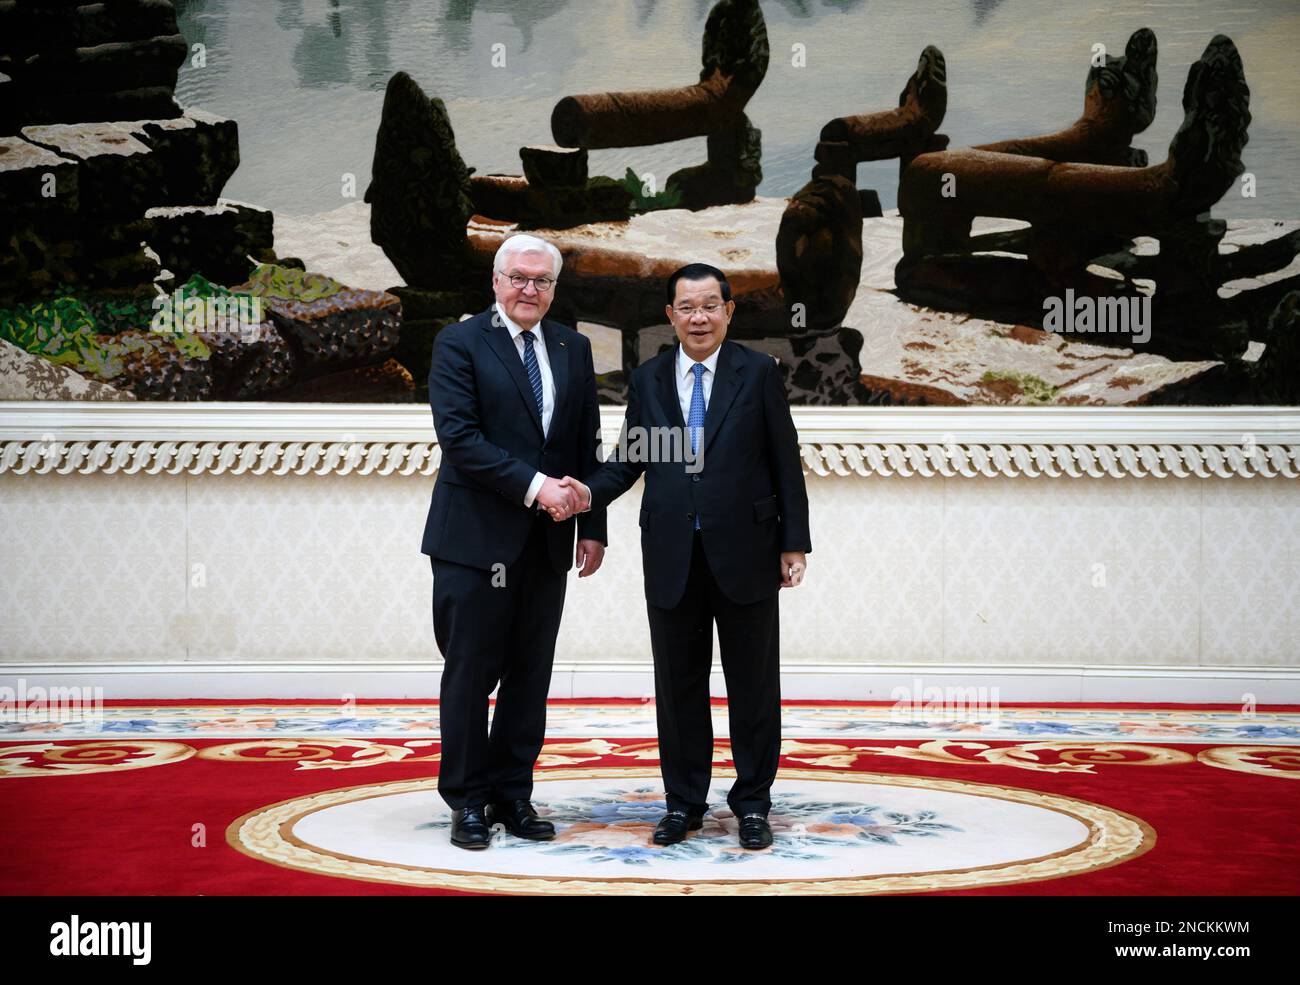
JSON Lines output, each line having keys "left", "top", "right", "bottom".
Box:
{"left": 688, "top": 362, "right": 706, "bottom": 530}
{"left": 520, "top": 329, "right": 545, "bottom": 424}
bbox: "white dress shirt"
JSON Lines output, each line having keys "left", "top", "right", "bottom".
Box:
{"left": 494, "top": 301, "right": 556, "bottom": 508}
{"left": 575, "top": 343, "right": 722, "bottom": 515}
{"left": 677, "top": 343, "right": 720, "bottom": 422}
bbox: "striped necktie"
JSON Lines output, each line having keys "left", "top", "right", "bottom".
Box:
{"left": 520, "top": 329, "right": 544, "bottom": 424}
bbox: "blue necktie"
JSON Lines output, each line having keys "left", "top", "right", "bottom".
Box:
{"left": 688, "top": 362, "right": 706, "bottom": 530}
{"left": 520, "top": 329, "right": 545, "bottom": 426}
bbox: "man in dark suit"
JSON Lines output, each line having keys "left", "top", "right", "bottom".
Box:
{"left": 563, "top": 262, "right": 810, "bottom": 850}
{"left": 422, "top": 233, "right": 607, "bottom": 850}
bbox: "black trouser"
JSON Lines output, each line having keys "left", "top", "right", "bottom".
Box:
{"left": 431, "top": 516, "right": 567, "bottom": 810}
{"left": 646, "top": 530, "right": 782, "bottom": 817}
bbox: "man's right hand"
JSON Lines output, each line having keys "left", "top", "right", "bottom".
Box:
{"left": 557, "top": 476, "right": 591, "bottom": 516}
{"left": 537, "top": 476, "right": 581, "bottom": 520}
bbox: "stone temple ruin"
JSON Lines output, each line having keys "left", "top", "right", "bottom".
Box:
{"left": 897, "top": 32, "right": 1250, "bottom": 354}
{"left": 369, "top": 0, "right": 864, "bottom": 402}
{"left": 366, "top": 0, "right": 1297, "bottom": 406}
{"left": 0, "top": 0, "right": 408, "bottom": 401}
{"left": 781, "top": 44, "right": 951, "bottom": 334}
{"left": 549, "top": 0, "right": 767, "bottom": 214}
{"left": 774, "top": 28, "right": 1298, "bottom": 403}
{"left": 367, "top": 0, "right": 782, "bottom": 398}
{"left": 4, "top": 0, "right": 1296, "bottom": 405}
{"left": 885, "top": 31, "right": 1297, "bottom": 402}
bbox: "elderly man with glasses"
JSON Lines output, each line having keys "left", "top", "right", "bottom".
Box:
{"left": 420, "top": 233, "right": 607, "bottom": 849}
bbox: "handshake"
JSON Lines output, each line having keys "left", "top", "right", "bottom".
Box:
{"left": 536, "top": 475, "right": 591, "bottom": 521}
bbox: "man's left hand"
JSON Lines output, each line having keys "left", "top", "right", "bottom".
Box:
{"left": 576, "top": 539, "right": 605, "bottom": 577}
{"left": 780, "top": 552, "right": 807, "bottom": 588}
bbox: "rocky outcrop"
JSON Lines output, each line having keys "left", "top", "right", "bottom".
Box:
{"left": 0, "top": 1, "right": 272, "bottom": 313}
{"left": 0, "top": 0, "right": 187, "bottom": 133}
{"left": 0, "top": 338, "right": 136, "bottom": 400}
{"left": 233, "top": 264, "right": 403, "bottom": 372}
{"left": 82, "top": 327, "right": 217, "bottom": 400}
{"left": 0, "top": 264, "right": 403, "bottom": 401}
{"left": 0, "top": 110, "right": 260, "bottom": 303}
{"left": 272, "top": 358, "right": 415, "bottom": 402}
{"left": 0, "top": 1, "right": 404, "bottom": 401}
{"left": 145, "top": 201, "right": 275, "bottom": 287}
{"left": 364, "top": 70, "right": 474, "bottom": 292}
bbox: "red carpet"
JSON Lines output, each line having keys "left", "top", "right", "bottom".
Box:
{"left": 1, "top": 701, "right": 1297, "bottom": 895}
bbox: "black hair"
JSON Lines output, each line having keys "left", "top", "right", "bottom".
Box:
{"left": 665, "top": 263, "right": 731, "bottom": 305}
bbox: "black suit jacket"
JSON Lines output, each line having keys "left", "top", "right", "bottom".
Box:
{"left": 586, "top": 339, "right": 811, "bottom": 609}
{"left": 421, "top": 306, "right": 607, "bottom": 572}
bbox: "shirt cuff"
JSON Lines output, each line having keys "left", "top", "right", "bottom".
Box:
{"left": 524, "top": 471, "right": 546, "bottom": 509}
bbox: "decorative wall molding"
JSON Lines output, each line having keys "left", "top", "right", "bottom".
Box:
{"left": 0, "top": 437, "right": 443, "bottom": 477}
{"left": 2, "top": 402, "right": 1298, "bottom": 478}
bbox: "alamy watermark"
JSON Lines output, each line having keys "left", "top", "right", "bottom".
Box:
{"left": 50, "top": 915, "right": 150, "bottom": 965}
{"left": 599, "top": 425, "right": 703, "bottom": 473}
{"left": 1043, "top": 289, "right": 1151, "bottom": 344}
{"left": 890, "top": 678, "right": 1002, "bottom": 727}
{"left": 0, "top": 679, "right": 105, "bottom": 725}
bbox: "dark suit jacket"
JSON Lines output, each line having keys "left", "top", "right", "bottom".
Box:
{"left": 585, "top": 339, "right": 810, "bottom": 609}
{"left": 421, "top": 306, "right": 607, "bottom": 573}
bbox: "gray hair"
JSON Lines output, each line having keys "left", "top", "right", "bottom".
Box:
{"left": 493, "top": 233, "right": 562, "bottom": 279}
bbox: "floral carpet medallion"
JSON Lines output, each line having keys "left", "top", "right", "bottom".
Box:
{"left": 228, "top": 767, "right": 1153, "bottom": 895}
{"left": 472, "top": 787, "right": 961, "bottom": 866}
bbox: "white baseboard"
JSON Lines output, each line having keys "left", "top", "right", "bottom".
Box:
{"left": 2, "top": 662, "right": 1297, "bottom": 704}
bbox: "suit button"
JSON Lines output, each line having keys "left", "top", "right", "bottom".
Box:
{"left": 686, "top": 512, "right": 694, "bottom": 521}
{"left": 692, "top": 475, "right": 700, "bottom": 482}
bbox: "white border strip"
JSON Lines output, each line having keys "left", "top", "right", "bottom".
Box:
{"left": 2, "top": 403, "right": 1299, "bottom": 477}
{"left": 3, "top": 662, "right": 1297, "bottom": 704}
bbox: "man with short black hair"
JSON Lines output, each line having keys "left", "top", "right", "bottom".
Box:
{"left": 563, "top": 262, "right": 810, "bottom": 850}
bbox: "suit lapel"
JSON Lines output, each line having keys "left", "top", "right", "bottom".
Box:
{"left": 541, "top": 320, "right": 569, "bottom": 432}
{"left": 656, "top": 349, "right": 687, "bottom": 431}
{"left": 700, "top": 341, "right": 743, "bottom": 458}
{"left": 482, "top": 308, "right": 544, "bottom": 437}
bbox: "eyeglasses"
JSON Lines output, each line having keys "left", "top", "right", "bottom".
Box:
{"left": 672, "top": 303, "right": 724, "bottom": 317}
{"left": 502, "top": 273, "right": 556, "bottom": 292}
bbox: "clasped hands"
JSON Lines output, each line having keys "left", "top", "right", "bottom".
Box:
{"left": 536, "top": 475, "right": 590, "bottom": 522}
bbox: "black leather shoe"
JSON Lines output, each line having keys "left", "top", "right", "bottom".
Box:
{"left": 449, "top": 805, "right": 491, "bottom": 850}
{"left": 653, "top": 810, "right": 704, "bottom": 846}
{"left": 489, "top": 800, "right": 555, "bottom": 841}
{"left": 738, "top": 813, "right": 773, "bottom": 849}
